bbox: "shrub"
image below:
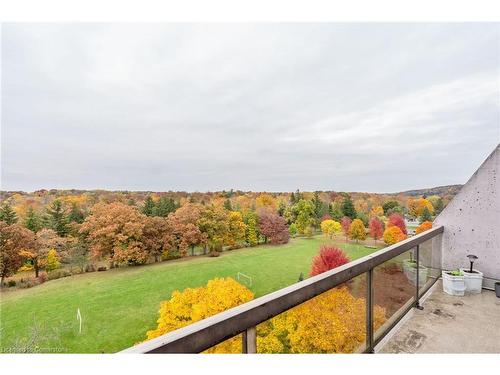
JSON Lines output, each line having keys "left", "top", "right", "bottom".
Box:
{"left": 7, "top": 280, "right": 16, "bottom": 287}
{"left": 208, "top": 251, "right": 221, "bottom": 257}
{"left": 38, "top": 272, "right": 48, "bottom": 283}
{"left": 85, "top": 264, "right": 96, "bottom": 273}
{"left": 70, "top": 267, "right": 83, "bottom": 275}
{"left": 97, "top": 266, "right": 107, "bottom": 272}
{"left": 47, "top": 269, "right": 71, "bottom": 280}
{"left": 18, "top": 277, "right": 37, "bottom": 289}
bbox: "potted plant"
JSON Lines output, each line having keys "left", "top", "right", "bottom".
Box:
{"left": 403, "top": 254, "right": 428, "bottom": 287}
{"left": 442, "top": 269, "right": 466, "bottom": 296}
{"left": 460, "top": 254, "right": 483, "bottom": 294}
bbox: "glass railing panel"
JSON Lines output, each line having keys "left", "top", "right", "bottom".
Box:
{"left": 418, "top": 233, "right": 443, "bottom": 297}
{"left": 255, "top": 273, "right": 372, "bottom": 353}
{"left": 373, "top": 248, "right": 416, "bottom": 343}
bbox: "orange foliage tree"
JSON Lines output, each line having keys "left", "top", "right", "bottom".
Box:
{"left": 80, "top": 202, "right": 148, "bottom": 266}
{"left": 383, "top": 226, "right": 407, "bottom": 245}
{"left": 166, "top": 203, "right": 206, "bottom": 257}
{"left": 415, "top": 221, "right": 432, "bottom": 234}
{"left": 0, "top": 222, "right": 36, "bottom": 283}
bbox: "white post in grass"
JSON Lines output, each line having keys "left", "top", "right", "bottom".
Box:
{"left": 77, "top": 308, "right": 82, "bottom": 334}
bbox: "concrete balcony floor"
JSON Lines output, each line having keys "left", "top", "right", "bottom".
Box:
{"left": 378, "top": 280, "right": 500, "bottom": 353}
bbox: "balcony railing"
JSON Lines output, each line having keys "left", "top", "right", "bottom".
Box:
{"left": 120, "top": 226, "right": 444, "bottom": 354}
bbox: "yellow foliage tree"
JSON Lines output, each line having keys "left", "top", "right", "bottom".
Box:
{"left": 348, "top": 219, "right": 366, "bottom": 242}
{"left": 255, "top": 193, "right": 277, "bottom": 210}
{"left": 145, "top": 278, "right": 254, "bottom": 353}
{"left": 257, "top": 287, "right": 386, "bottom": 353}
{"left": 408, "top": 198, "right": 434, "bottom": 218}
{"left": 45, "top": 248, "right": 61, "bottom": 272}
{"left": 383, "top": 226, "right": 407, "bottom": 245}
{"left": 320, "top": 219, "right": 342, "bottom": 239}
{"left": 369, "top": 205, "right": 384, "bottom": 218}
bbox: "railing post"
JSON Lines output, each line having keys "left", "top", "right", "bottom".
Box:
{"left": 415, "top": 245, "right": 424, "bottom": 310}
{"left": 242, "top": 326, "right": 257, "bottom": 353}
{"left": 365, "top": 269, "right": 374, "bottom": 353}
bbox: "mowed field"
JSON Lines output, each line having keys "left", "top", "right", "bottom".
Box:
{"left": 0, "top": 235, "right": 382, "bottom": 353}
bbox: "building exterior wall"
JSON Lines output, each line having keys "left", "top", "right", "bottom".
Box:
{"left": 434, "top": 144, "right": 500, "bottom": 289}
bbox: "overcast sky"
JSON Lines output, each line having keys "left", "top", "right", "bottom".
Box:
{"left": 1, "top": 23, "right": 499, "bottom": 193}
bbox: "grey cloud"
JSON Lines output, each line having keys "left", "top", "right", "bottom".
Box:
{"left": 1, "top": 23, "right": 499, "bottom": 193}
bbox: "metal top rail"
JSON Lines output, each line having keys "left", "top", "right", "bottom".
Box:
{"left": 120, "top": 225, "right": 444, "bottom": 353}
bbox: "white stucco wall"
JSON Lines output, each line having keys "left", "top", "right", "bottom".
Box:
{"left": 434, "top": 144, "right": 500, "bottom": 289}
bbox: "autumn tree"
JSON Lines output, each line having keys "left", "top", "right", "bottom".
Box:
{"left": 244, "top": 212, "right": 259, "bottom": 246}
{"left": 341, "top": 196, "right": 357, "bottom": 220}
{"left": 293, "top": 199, "right": 315, "bottom": 237}
{"left": 46, "top": 200, "right": 70, "bottom": 237}
{"left": 348, "top": 219, "right": 366, "bottom": 243}
{"left": 0, "top": 202, "right": 18, "bottom": 225}
{"left": 408, "top": 197, "right": 434, "bottom": 218}
{"left": 45, "top": 249, "right": 61, "bottom": 272}
{"left": 80, "top": 202, "right": 148, "bottom": 266}
{"left": 387, "top": 213, "right": 407, "bottom": 235}
{"left": 369, "top": 217, "right": 384, "bottom": 242}
{"left": 24, "top": 206, "right": 41, "bottom": 232}
{"left": 340, "top": 217, "right": 352, "bottom": 242}
{"left": 197, "top": 205, "right": 230, "bottom": 254}
{"left": 22, "top": 228, "right": 68, "bottom": 277}
{"left": 146, "top": 278, "right": 254, "bottom": 353}
{"left": 258, "top": 287, "right": 386, "bottom": 353}
{"left": 310, "top": 246, "right": 350, "bottom": 276}
{"left": 0, "top": 222, "right": 36, "bottom": 284}
{"left": 383, "top": 226, "right": 407, "bottom": 245}
{"left": 142, "top": 216, "right": 170, "bottom": 262}
{"left": 320, "top": 219, "right": 342, "bottom": 240}
{"left": 166, "top": 203, "right": 206, "bottom": 257}
{"left": 416, "top": 221, "right": 432, "bottom": 234}
{"left": 256, "top": 193, "right": 277, "bottom": 210}
{"left": 369, "top": 205, "right": 384, "bottom": 218}
{"left": 226, "top": 211, "right": 247, "bottom": 247}
{"left": 258, "top": 210, "right": 290, "bottom": 245}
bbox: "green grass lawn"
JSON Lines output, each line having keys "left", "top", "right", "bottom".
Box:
{"left": 0, "top": 236, "right": 382, "bottom": 353}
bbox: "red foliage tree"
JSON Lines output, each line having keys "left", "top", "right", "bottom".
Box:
{"left": 369, "top": 217, "right": 384, "bottom": 242}
{"left": 320, "top": 214, "right": 332, "bottom": 222}
{"left": 258, "top": 210, "right": 290, "bottom": 245}
{"left": 388, "top": 213, "right": 407, "bottom": 235}
{"left": 341, "top": 217, "right": 352, "bottom": 241}
{"left": 310, "top": 245, "right": 350, "bottom": 276}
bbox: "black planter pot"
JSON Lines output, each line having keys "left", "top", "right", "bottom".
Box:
{"left": 495, "top": 282, "right": 500, "bottom": 298}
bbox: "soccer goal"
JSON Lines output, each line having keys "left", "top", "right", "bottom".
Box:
{"left": 237, "top": 272, "right": 253, "bottom": 287}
